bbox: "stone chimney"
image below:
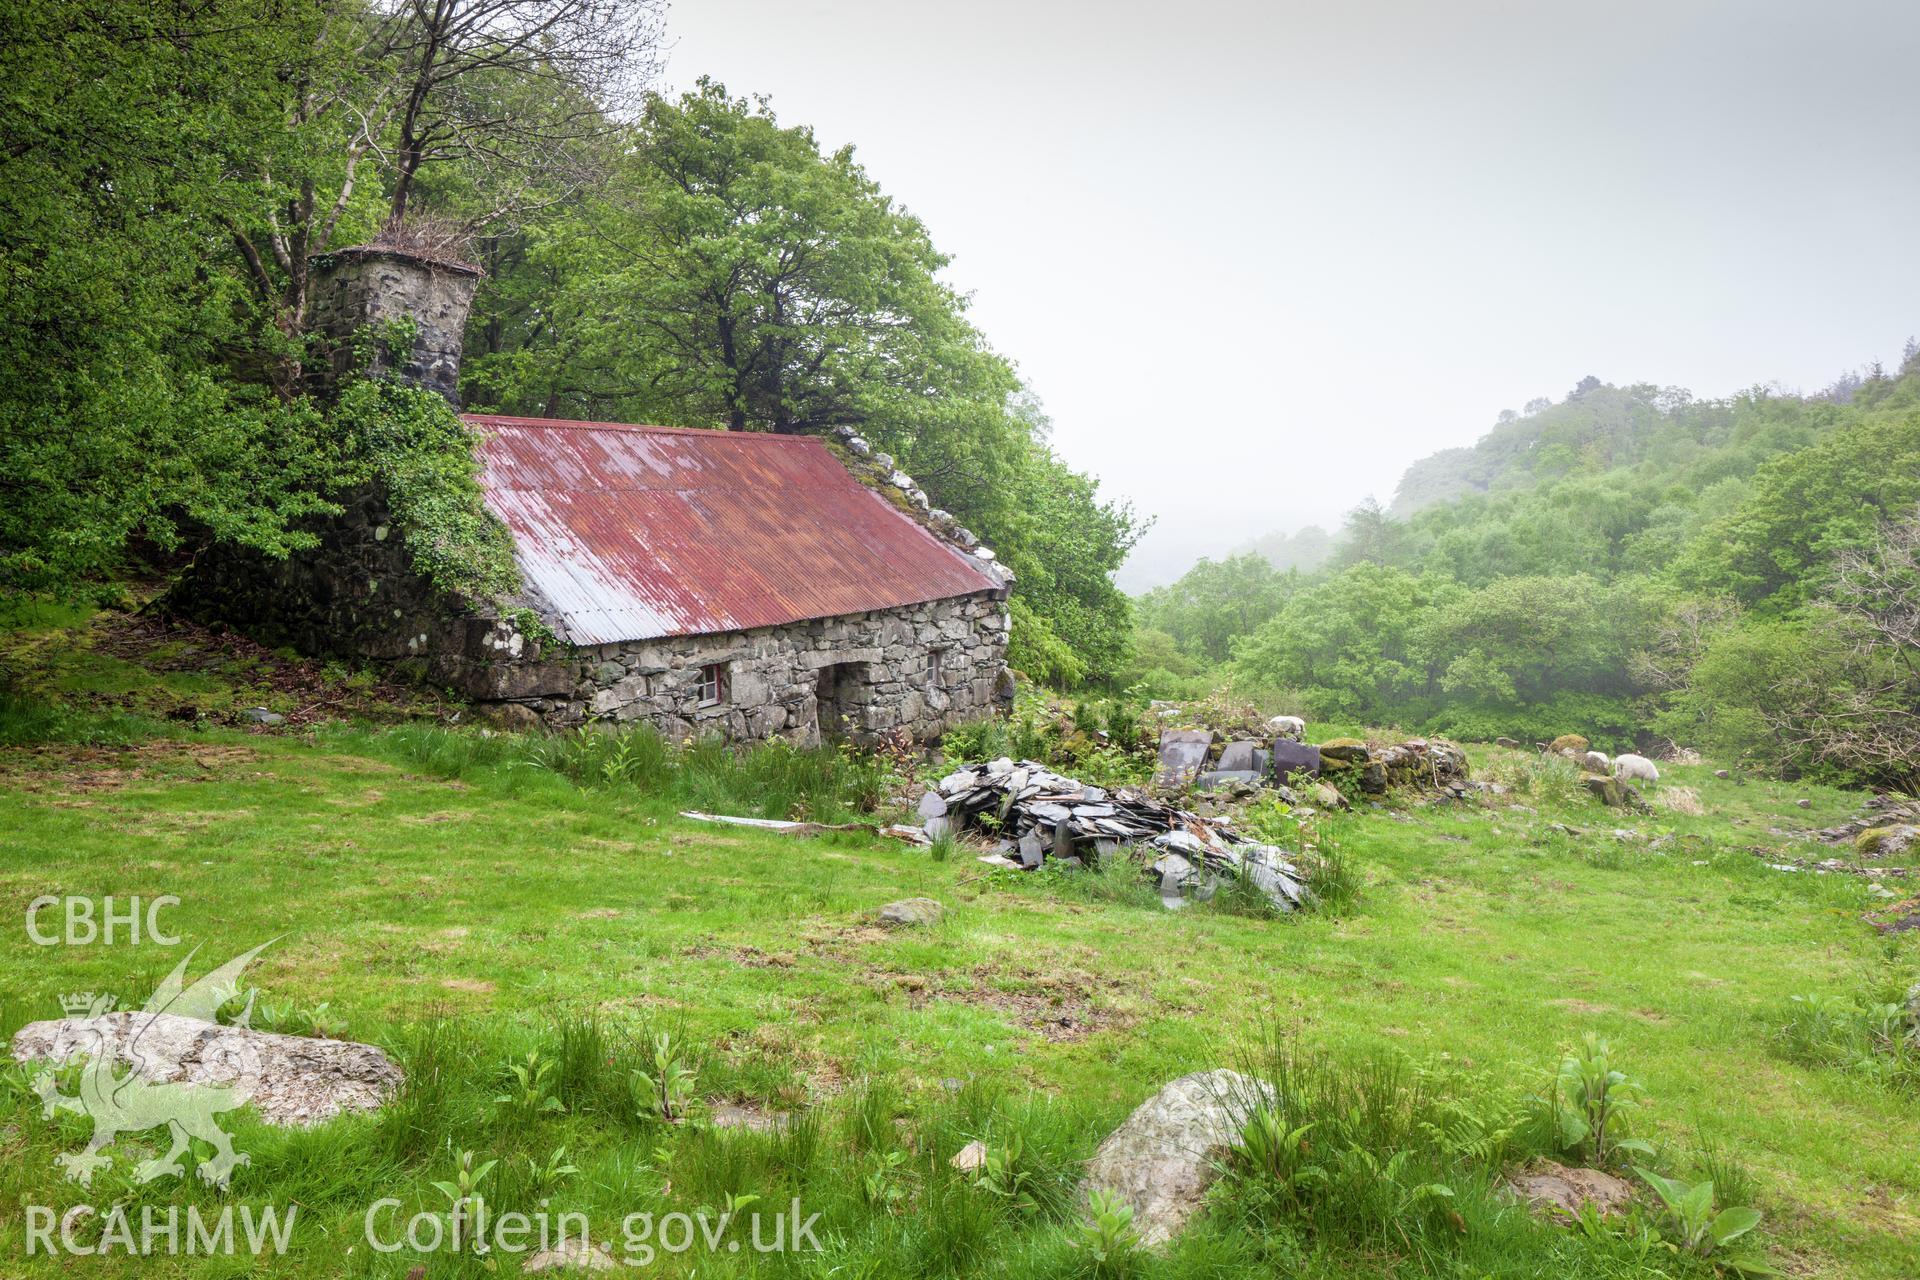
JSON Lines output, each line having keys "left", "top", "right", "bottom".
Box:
{"left": 307, "top": 245, "right": 482, "bottom": 405}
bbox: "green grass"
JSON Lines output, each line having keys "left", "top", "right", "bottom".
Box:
{"left": 0, "top": 709, "right": 1915, "bottom": 1275}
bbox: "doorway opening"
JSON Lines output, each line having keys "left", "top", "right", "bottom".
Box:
{"left": 814, "top": 661, "right": 869, "bottom": 742}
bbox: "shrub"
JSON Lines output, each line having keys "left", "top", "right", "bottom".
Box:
{"left": 1779, "top": 990, "right": 1918, "bottom": 1091}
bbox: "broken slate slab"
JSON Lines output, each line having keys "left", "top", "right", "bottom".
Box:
{"left": 1270, "top": 739, "right": 1322, "bottom": 782}
{"left": 1194, "top": 770, "right": 1263, "bottom": 791}
{"left": 1155, "top": 729, "right": 1212, "bottom": 788}
{"left": 1216, "top": 739, "right": 1261, "bottom": 772}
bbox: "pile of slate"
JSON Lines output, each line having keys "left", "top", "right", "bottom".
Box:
{"left": 918, "top": 758, "right": 1308, "bottom": 912}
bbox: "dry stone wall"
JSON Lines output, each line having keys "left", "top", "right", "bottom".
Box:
{"left": 565, "top": 593, "right": 1013, "bottom": 745}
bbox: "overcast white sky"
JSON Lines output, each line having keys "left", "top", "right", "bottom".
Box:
{"left": 663, "top": 0, "right": 1920, "bottom": 589}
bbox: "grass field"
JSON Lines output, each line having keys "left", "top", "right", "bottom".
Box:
{"left": 0, "top": 614, "right": 1916, "bottom": 1277}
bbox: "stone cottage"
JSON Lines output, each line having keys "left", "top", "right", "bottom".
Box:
{"left": 174, "top": 244, "right": 1014, "bottom": 743}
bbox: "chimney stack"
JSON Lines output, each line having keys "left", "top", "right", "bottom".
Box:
{"left": 308, "top": 245, "right": 482, "bottom": 405}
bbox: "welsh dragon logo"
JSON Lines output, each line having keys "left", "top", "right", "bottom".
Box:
{"left": 30, "top": 941, "right": 272, "bottom": 1188}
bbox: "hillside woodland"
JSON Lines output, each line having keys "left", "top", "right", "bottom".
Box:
{"left": 1135, "top": 361, "right": 1920, "bottom": 789}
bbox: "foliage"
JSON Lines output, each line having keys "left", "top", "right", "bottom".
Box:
{"left": 0, "top": 0, "right": 338, "bottom": 599}
{"left": 1633, "top": 1167, "right": 1775, "bottom": 1274}
{"left": 1222, "top": 1037, "right": 1527, "bottom": 1257}
{"left": 331, "top": 380, "right": 522, "bottom": 601}
{"left": 1779, "top": 991, "right": 1919, "bottom": 1092}
{"left": 1545, "top": 1034, "right": 1655, "bottom": 1167}
{"left": 937, "top": 689, "right": 1155, "bottom": 788}
{"left": 1136, "top": 553, "right": 1296, "bottom": 664}
{"left": 632, "top": 1032, "right": 696, "bottom": 1123}
{"left": 493, "top": 1050, "right": 564, "bottom": 1119}
{"left": 1071, "top": 1188, "right": 1142, "bottom": 1278}
{"left": 1149, "top": 363, "right": 1920, "bottom": 781}
{"left": 375, "top": 719, "right": 899, "bottom": 824}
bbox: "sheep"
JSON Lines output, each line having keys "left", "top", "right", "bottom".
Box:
{"left": 1583, "top": 750, "right": 1611, "bottom": 772}
{"left": 1612, "top": 753, "right": 1659, "bottom": 784}
{"left": 1266, "top": 715, "right": 1306, "bottom": 741}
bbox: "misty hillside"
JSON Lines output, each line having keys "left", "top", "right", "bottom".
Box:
{"left": 1387, "top": 376, "right": 1822, "bottom": 515}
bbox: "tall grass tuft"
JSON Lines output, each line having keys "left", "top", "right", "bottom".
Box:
{"left": 366, "top": 721, "right": 899, "bottom": 823}
{"left": 0, "top": 694, "right": 160, "bottom": 747}
{"left": 1222, "top": 1032, "right": 1534, "bottom": 1263}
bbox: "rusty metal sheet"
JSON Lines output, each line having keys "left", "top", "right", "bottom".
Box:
{"left": 463, "top": 416, "right": 1001, "bottom": 646}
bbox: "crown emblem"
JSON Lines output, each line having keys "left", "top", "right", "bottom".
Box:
{"left": 60, "top": 992, "right": 114, "bottom": 1017}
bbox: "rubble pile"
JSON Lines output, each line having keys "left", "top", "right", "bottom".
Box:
{"left": 1157, "top": 726, "right": 1473, "bottom": 802}
{"left": 918, "top": 759, "right": 1308, "bottom": 912}
{"left": 1815, "top": 793, "right": 1920, "bottom": 850}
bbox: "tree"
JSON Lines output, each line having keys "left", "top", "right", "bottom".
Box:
{"left": 1231, "top": 564, "right": 1457, "bottom": 719}
{"left": 466, "top": 81, "right": 1143, "bottom": 684}
{"left": 224, "top": 0, "right": 663, "bottom": 393}
{"left": 1672, "top": 402, "right": 1920, "bottom": 609}
{"left": 499, "top": 80, "right": 994, "bottom": 437}
{"left": 1135, "top": 554, "right": 1292, "bottom": 663}
{"left": 0, "top": 1, "right": 344, "bottom": 598}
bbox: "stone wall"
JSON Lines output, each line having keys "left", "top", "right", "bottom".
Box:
{"left": 169, "top": 484, "right": 539, "bottom": 677}
{"left": 560, "top": 593, "right": 1014, "bottom": 744}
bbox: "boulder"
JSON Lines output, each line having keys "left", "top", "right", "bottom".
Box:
{"left": 1309, "top": 781, "right": 1347, "bottom": 809}
{"left": 1856, "top": 824, "right": 1919, "bottom": 857}
{"left": 1079, "top": 1068, "right": 1274, "bottom": 1248}
{"left": 1549, "top": 734, "right": 1590, "bottom": 756}
{"left": 523, "top": 1240, "right": 617, "bottom": 1273}
{"left": 1317, "top": 738, "right": 1369, "bottom": 765}
{"left": 11, "top": 1012, "right": 401, "bottom": 1126}
{"left": 709, "top": 1101, "right": 790, "bottom": 1133}
{"left": 950, "top": 1139, "right": 989, "bottom": 1172}
{"left": 1495, "top": 736, "right": 1520, "bottom": 748}
{"left": 1507, "top": 1160, "right": 1635, "bottom": 1221}
{"left": 1582, "top": 773, "right": 1629, "bottom": 807}
{"left": 876, "top": 897, "right": 944, "bottom": 927}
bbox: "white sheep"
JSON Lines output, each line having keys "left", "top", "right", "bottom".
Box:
{"left": 1612, "top": 753, "right": 1659, "bottom": 784}
{"left": 1266, "top": 715, "right": 1306, "bottom": 741}
{"left": 1583, "top": 750, "right": 1611, "bottom": 772}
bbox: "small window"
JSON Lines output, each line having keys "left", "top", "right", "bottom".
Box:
{"left": 697, "top": 662, "right": 728, "bottom": 705}
{"left": 925, "top": 648, "right": 945, "bottom": 689}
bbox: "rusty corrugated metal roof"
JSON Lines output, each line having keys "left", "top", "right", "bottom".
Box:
{"left": 463, "top": 415, "right": 1003, "bottom": 646}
